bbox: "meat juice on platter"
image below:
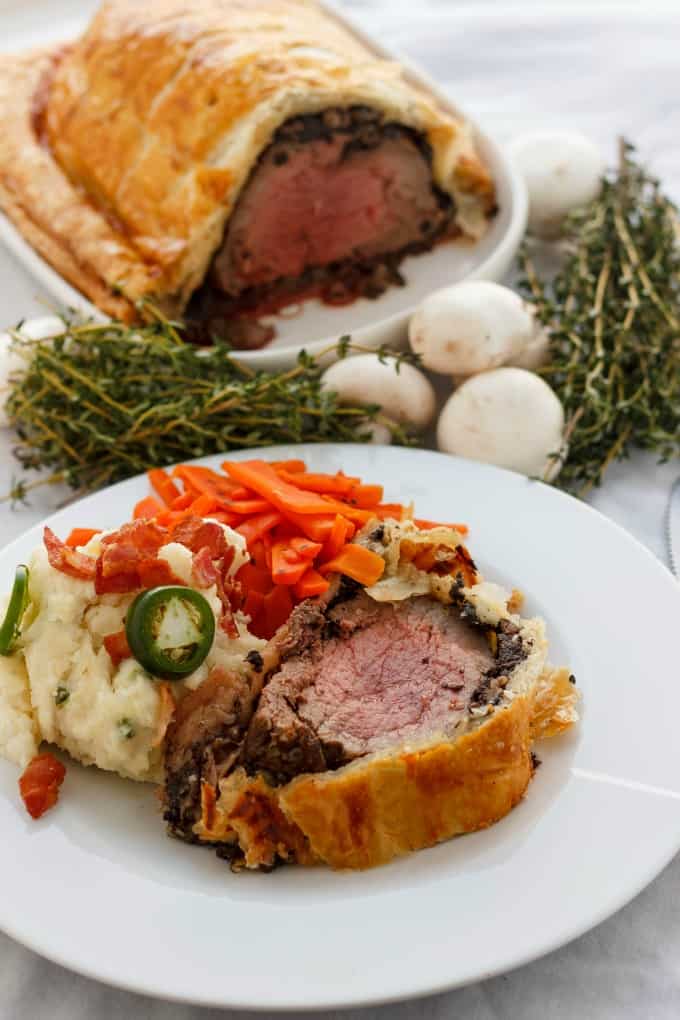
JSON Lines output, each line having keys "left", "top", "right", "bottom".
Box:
{"left": 0, "top": 459, "right": 579, "bottom": 871}
{"left": 0, "top": 0, "right": 496, "bottom": 349}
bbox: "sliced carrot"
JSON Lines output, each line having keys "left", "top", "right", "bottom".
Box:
{"left": 322, "top": 515, "right": 352, "bottom": 561}
{"left": 155, "top": 509, "right": 189, "bottom": 529}
{"left": 236, "top": 510, "right": 283, "bottom": 546}
{"left": 189, "top": 492, "right": 218, "bottom": 517}
{"left": 271, "top": 541, "right": 307, "bottom": 586}
{"left": 294, "top": 568, "right": 330, "bottom": 600}
{"left": 319, "top": 544, "right": 385, "bottom": 586}
{"left": 277, "top": 470, "right": 359, "bottom": 495}
{"left": 134, "top": 496, "right": 163, "bottom": 520}
{"left": 148, "top": 468, "right": 181, "bottom": 506}
{"left": 279, "top": 509, "right": 337, "bottom": 543}
{"left": 371, "top": 503, "right": 405, "bottom": 520}
{"left": 170, "top": 491, "right": 195, "bottom": 511}
{"left": 271, "top": 459, "right": 307, "bottom": 474}
{"left": 173, "top": 465, "right": 240, "bottom": 502}
{"left": 289, "top": 536, "right": 323, "bottom": 561}
{"left": 65, "top": 527, "right": 101, "bottom": 548}
{"left": 207, "top": 511, "right": 241, "bottom": 527}
{"left": 414, "top": 518, "right": 469, "bottom": 535}
{"left": 224, "top": 460, "right": 345, "bottom": 516}
{"left": 346, "top": 483, "right": 384, "bottom": 507}
{"left": 218, "top": 498, "right": 270, "bottom": 515}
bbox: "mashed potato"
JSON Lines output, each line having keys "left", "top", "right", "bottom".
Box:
{"left": 0, "top": 522, "right": 264, "bottom": 781}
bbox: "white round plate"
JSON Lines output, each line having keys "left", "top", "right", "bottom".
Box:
{"left": 0, "top": 0, "right": 527, "bottom": 372}
{"left": 0, "top": 444, "right": 679, "bottom": 1010}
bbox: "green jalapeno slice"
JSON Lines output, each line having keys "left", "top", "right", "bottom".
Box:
{"left": 0, "top": 565, "right": 30, "bottom": 656}
{"left": 125, "top": 586, "right": 215, "bottom": 679}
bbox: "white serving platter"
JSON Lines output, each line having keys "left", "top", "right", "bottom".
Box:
{"left": 0, "top": 0, "right": 527, "bottom": 370}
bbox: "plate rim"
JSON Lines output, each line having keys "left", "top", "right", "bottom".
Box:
{"left": 1, "top": 444, "right": 680, "bottom": 1009}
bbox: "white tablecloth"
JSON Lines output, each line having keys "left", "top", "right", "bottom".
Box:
{"left": 0, "top": 2, "right": 679, "bottom": 1017}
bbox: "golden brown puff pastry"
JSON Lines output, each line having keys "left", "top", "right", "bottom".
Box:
{"left": 180, "top": 521, "right": 579, "bottom": 871}
{"left": 0, "top": 0, "right": 496, "bottom": 333}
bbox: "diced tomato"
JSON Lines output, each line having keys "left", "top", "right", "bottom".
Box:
{"left": 103, "top": 630, "right": 132, "bottom": 667}
{"left": 44, "top": 527, "right": 96, "bottom": 581}
{"left": 260, "top": 585, "right": 293, "bottom": 640}
{"left": 19, "top": 753, "right": 66, "bottom": 820}
{"left": 236, "top": 562, "right": 272, "bottom": 596}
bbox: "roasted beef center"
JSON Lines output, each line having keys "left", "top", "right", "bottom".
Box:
{"left": 242, "top": 591, "right": 496, "bottom": 784}
{"left": 187, "top": 108, "right": 454, "bottom": 347}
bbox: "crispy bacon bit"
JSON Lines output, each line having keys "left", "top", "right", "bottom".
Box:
{"left": 138, "top": 558, "right": 185, "bottom": 588}
{"left": 103, "top": 630, "right": 132, "bottom": 667}
{"left": 220, "top": 603, "right": 239, "bottom": 639}
{"left": 44, "top": 527, "right": 96, "bottom": 581}
{"left": 172, "top": 517, "right": 227, "bottom": 559}
{"left": 95, "top": 519, "right": 185, "bottom": 594}
{"left": 95, "top": 558, "right": 140, "bottom": 595}
{"left": 152, "top": 682, "right": 176, "bottom": 749}
{"left": 192, "top": 546, "right": 220, "bottom": 589}
{"left": 100, "top": 520, "right": 167, "bottom": 553}
{"left": 19, "top": 752, "right": 66, "bottom": 820}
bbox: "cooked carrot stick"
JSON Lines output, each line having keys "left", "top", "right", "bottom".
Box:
{"left": 346, "top": 483, "right": 384, "bottom": 507}
{"left": 133, "top": 496, "right": 164, "bottom": 520}
{"left": 236, "top": 510, "right": 283, "bottom": 546}
{"left": 65, "top": 528, "right": 101, "bottom": 548}
{"left": 319, "top": 544, "right": 385, "bottom": 586}
{"left": 294, "top": 568, "right": 330, "bottom": 599}
{"left": 148, "top": 468, "right": 181, "bottom": 506}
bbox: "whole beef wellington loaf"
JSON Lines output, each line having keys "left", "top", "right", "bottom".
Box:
{"left": 163, "top": 521, "right": 578, "bottom": 870}
{"left": 0, "top": 0, "right": 496, "bottom": 349}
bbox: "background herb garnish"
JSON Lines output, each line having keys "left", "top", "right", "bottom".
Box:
{"left": 4, "top": 320, "right": 419, "bottom": 500}
{"left": 518, "top": 140, "right": 680, "bottom": 495}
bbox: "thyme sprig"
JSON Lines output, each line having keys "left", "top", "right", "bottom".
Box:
{"left": 518, "top": 140, "right": 680, "bottom": 495}
{"left": 4, "top": 317, "right": 420, "bottom": 501}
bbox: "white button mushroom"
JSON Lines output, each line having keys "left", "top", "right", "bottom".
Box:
{"left": 509, "top": 131, "right": 605, "bottom": 239}
{"left": 409, "top": 281, "right": 535, "bottom": 376}
{"left": 507, "top": 321, "right": 551, "bottom": 372}
{"left": 437, "top": 367, "right": 566, "bottom": 480}
{"left": 320, "top": 353, "right": 436, "bottom": 429}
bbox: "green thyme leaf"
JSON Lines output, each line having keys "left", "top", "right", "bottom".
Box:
{"left": 518, "top": 139, "right": 680, "bottom": 495}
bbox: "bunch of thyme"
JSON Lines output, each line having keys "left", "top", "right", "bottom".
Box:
{"left": 4, "top": 316, "right": 418, "bottom": 501}
{"left": 518, "top": 139, "right": 680, "bottom": 495}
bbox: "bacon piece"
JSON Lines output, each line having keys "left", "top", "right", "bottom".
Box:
{"left": 219, "top": 604, "right": 239, "bottom": 639}
{"left": 192, "top": 547, "right": 220, "bottom": 589}
{"left": 172, "top": 517, "right": 227, "bottom": 559}
{"left": 95, "top": 557, "right": 140, "bottom": 595}
{"left": 100, "top": 520, "right": 167, "bottom": 553}
{"left": 103, "top": 630, "right": 132, "bottom": 667}
{"left": 44, "top": 527, "right": 96, "bottom": 581}
{"left": 19, "top": 752, "right": 66, "bottom": 820}
{"left": 138, "top": 558, "right": 185, "bottom": 588}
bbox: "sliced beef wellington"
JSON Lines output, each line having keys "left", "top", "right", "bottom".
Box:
{"left": 0, "top": 0, "right": 496, "bottom": 349}
{"left": 162, "top": 522, "right": 578, "bottom": 870}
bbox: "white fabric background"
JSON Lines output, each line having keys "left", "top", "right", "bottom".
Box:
{"left": 0, "top": 1, "right": 679, "bottom": 1016}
